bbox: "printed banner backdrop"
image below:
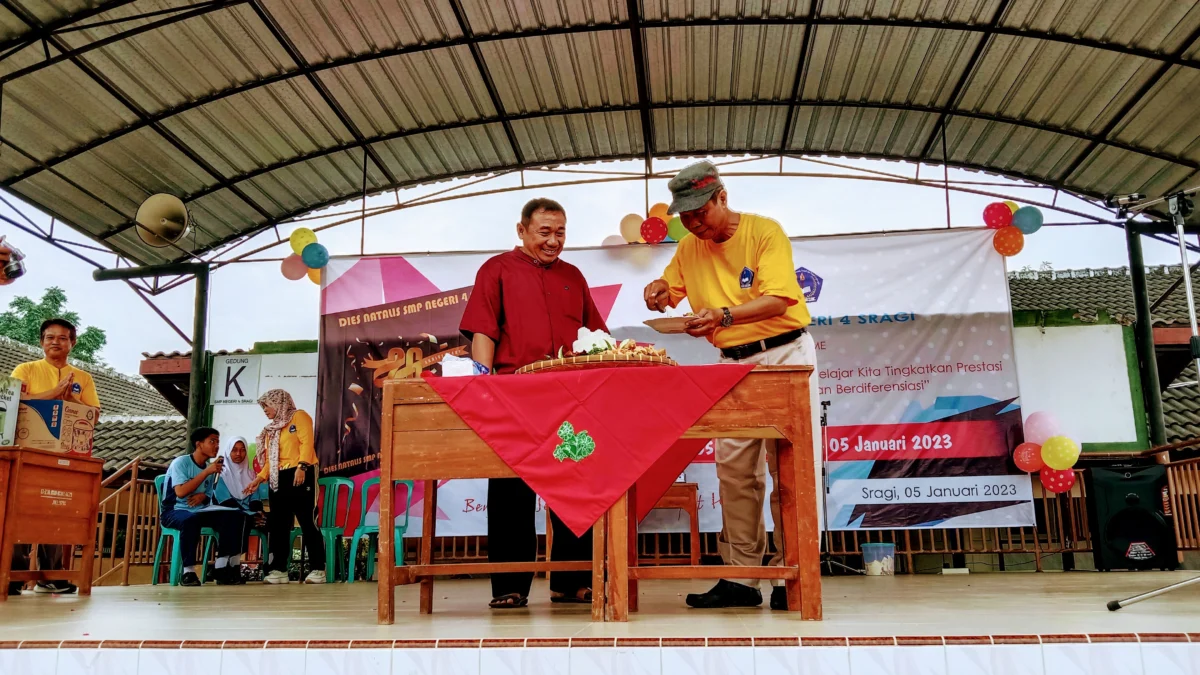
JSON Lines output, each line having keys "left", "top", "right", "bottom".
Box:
{"left": 316, "top": 228, "right": 1034, "bottom": 534}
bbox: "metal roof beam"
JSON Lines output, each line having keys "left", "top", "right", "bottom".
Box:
{"left": 0, "top": 0, "right": 274, "bottom": 228}
{"left": 245, "top": 0, "right": 397, "bottom": 186}
{"left": 446, "top": 0, "right": 524, "bottom": 166}
{"left": 1058, "top": 25, "right": 1200, "bottom": 186}
{"left": 626, "top": 0, "right": 654, "bottom": 172}
{"left": 918, "top": 0, "right": 1011, "bottom": 160}
{"left": 779, "top": 0, "right": 821, "bottom": 155}
{"left": 87, "top": 99, "right": 1193, "bottom": 239}
{"left": 9, "top": 14, "right": 1200, "bottom": 189}
{"left": 0, "top": 0, "right": 141, "bottom": 55}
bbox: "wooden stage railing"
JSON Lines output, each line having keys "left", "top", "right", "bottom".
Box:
{"left": 1165, "top": 456, "right": 1200, "bottom": 555}
{"left": 92, "top": 458, "right": 160, "bottom": 586}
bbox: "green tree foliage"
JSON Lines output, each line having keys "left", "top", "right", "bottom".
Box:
{"left": 0, "top": 287, "right": 107, "bottom": 363}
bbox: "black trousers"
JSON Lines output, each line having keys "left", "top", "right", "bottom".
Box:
{"left": 487, "top": 477, "right": 591, "bottom": 598}
{"left": 159, "top": 509, "right": 247, "bottom": 567}
{"left": 266, "top": 467, "right": 326, "bottom": 572}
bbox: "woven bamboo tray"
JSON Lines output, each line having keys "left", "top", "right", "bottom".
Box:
{"left": 515, "top": 352, "right": 678, "bottom": 374}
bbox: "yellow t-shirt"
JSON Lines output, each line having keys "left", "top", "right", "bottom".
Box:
{"left": 11, "top": 359, "right": 101, "bottom": 408}
{"left": 257, "top": 410, "right": 319, "bottom": 480}
{"left": 662, "top": 213, "right": 811, "bottom": 349}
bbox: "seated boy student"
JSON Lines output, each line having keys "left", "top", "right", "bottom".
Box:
{"left": 161, "top": 427, "right": 251, "bottom": 586}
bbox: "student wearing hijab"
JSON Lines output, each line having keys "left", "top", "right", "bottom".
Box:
{"left": 244, "top": 389, "right": 326, "bottom": 584}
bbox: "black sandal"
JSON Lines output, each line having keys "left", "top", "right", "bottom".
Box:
{"left": 550, "top": 588, "right": 592, "bottom": 604}
{"left": 489, "top": 593, "right": 529, "bottom": 609}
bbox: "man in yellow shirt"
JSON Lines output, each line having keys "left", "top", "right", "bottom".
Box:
{"left": 8, "top": 318, "right": 101, "bottom": 596}
{"left": 644, "top": 161, "right": 820, "bottom": 611}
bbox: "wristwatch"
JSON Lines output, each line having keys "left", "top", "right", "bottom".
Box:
{"left": 720, "top": 307, "right": 734, "bottom": 328}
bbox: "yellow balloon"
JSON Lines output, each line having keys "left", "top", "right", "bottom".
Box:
{"left": 1004, "top": 200, "right": 1019, "bottom": 214}
{"left": 648, "top": 202, "right": 669, "bottom": 219}
{"left": 619, "top": 213, "right": 643, "bottom": 243}
{"left": 1040, "top": 436, "right": 1080, "bottom": 471}
{"left": 290, "top": 227, "right": 317, "bottom": 255}
{"left": 307, "top": 267, "right": 321, "bottom": 285}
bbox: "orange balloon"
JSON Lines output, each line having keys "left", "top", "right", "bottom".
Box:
{"left": 648, "top": 202, "right": 670, "bottom": 219}
{"left": 993, "top": 226, "right": 1024, "bottom": 257}
{"left": 307, "top": 267, "right": 321, "bottom": 285}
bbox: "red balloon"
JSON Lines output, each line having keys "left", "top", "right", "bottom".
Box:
{"left": 1040, "top": 467, "right": 1076, "bottom": 494}
{"left": 641, "top": 217, "right": 668, "bottom": 244}
{"left": 983, "top": 202, "right": 1013, "bottom": 229}
{"left": 1013, "top": 442, "right": 1044, "bottom": 473}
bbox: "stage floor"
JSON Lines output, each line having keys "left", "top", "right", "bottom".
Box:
{"left": 3, "top": 572, "right": 1200, "bottom": 641}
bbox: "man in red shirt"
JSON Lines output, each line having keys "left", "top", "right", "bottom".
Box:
{"left": 460, "top": 197, "right": 608, "bottom": 609}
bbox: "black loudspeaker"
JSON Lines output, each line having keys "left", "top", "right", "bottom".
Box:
{"left": 1086, "top": 465, "right": 1178, "bottom": 571}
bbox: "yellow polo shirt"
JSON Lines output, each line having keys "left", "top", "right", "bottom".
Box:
{"left": 11, "top": 359, "right": 101, "bottom": 408}
{"left": 256, "top": 410, "right": 318, "bottom": 480}
{"left": 662, "top": 214, "right": 811, "bottom": 349}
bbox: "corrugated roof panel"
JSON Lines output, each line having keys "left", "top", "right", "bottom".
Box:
{"left": 53, "top": 2, "right": 291, "bottom": 116}
{"left": 373, "top": 123, "right": 514, "bottom": 183}
{"left": 317, "top": 46, "right": 496, "bottom": 137}
{"left": 162, "top": 78, "right": 354, "bottom": 177}
{"left": 957, "top": 34, "right": 1141, "bottom": 134}
{"left": 260, "top": 0, "right": 459, "bottom": 63}
{"left": 656, "top": 104, "right": 787, "bottom": 155}
{"left": 946, "top": 118, "right": 1086, "bottom": 183}
{"left": 644, "top": 0, "right": 809, "bottom": 21}
{"left": 52, "top": 126, "right": 215, "bottom": 205}
{"left": 10, "top": 170, "right": 127, "bottom": 235}
{"left": 1069, "top": 144, "right": 1194, "bottom": 200}
{"left": 787, "top": 105, "right": 936, "bottom": 158}
{"left": 104, "top": 227, "right": 191, "bottom": 265}
{"left": 822, "top": 0, "right": 995, "bottom": 23}
{"left": 1109, "top": 67, "right": 1200, "bottom": 166}
{"left": 458, "top": 0, "right": 623, "bottom": 33}
{"left": 1003, "top": 0, "right": 1199, "bottom": 54}
{"left": 481, "top": 31, "right": 636, "bottom": 113}
{"left": 0, "top": 60, "right": 138, "bottom": 167}
{"left": 513, "top": 110, "right": 640, "bottom": 163}
{"left": 801, "top": 24, "right": 977, "bottom": 107}
{"left": 237, "top": 148, "right": 389, "bottom": 218}
{"left": 0, "top": 4, "right": 30, "bottom": 41}
{"left": 646, "top": 24, "right": 802, "bottom": 104}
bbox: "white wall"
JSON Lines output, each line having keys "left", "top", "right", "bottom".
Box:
{"left": 1013, "top": 324, "right": 1140, "bottom": 445}
{"left": 210, "top": 352, "right": 318, "bottom": 451}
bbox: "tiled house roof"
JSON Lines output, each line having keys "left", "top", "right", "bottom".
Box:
{"left": 91, "top": 417, "right": 187, "bottom": 472}
{"left": 1008, "top": 265, "right": 1200, "bottom": 326}
{"left": 1163, "top": 363, "right": 1200, "bottom": 444}
{"left": 0, "top": 337, "right": 176, "bottom": 416}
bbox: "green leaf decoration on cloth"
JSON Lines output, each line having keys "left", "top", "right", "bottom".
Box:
{"left": 553, "top": 421, "right": 596, "bottom": 462}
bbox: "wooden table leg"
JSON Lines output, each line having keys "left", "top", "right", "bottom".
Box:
{"left": 378, "top": 470, "right": 395, "bottom": 624}
{"left": 419, "top": 479, "right": 436, "bottom": 615}
{"left": 627, "top": 486, "right": 638, "bottom": 613}
{"left": 778, "top": 437, "right": 822, "bottom": 620}
{"left": 0, "top": 458, "right": 11, "bottom": 603}
{"left": 605, "top": 491, "right": 629, "bottom": 622}
{"left": 591, "top": 511, "right": 605, "bottom": 622}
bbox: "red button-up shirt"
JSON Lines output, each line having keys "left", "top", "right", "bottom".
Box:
{"left": 460, "top": 249, "right": 608, "bottom": 374}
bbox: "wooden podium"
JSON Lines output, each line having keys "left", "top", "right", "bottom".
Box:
{"left": 0, "top": 447, "right": 103, "bottom": 599}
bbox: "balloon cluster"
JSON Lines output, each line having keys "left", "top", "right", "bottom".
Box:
{"left": 281, "top": 228, "right": 328, "bottom": 285}
{"left": 983, "top": 201, "right": 1043, "bottom": 257}
{"left": 603, "top": 203, "right": 690, "bottom": 247}
{"left": 1012, "top": 412, "right": 1080, "bottom": 494}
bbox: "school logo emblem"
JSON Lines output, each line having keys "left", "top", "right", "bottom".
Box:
{"left": 739, "top": 267, "right": 754, "bottom": 289}
{"left": 71, "top": 382, "right": 82, "bottom": 394}
{"left": 795, "top": 267, "right": 824, "bottom": 303}
{"left": 288, "top": 424, "right": 297, "bottom": 433}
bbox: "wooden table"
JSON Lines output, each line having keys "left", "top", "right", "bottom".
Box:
{"left": 376, "top": 365, "right": 820, "bottom": 623}
{"left": 377, "top": 379, "right": 607, "bottom": 624}
{"left": 0, "top": 447, "right": 103, "bottom": 600}
{"left": 605, "top": 365, "right": 821, "bottom": 621}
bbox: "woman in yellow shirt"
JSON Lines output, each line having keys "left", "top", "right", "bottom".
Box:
{"left": 245, "top": 389, "right": 326, "bottom": 584}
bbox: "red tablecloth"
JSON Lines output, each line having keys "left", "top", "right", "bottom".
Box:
{"left": 426, "top": 365, "right": 754, "bottom": 535}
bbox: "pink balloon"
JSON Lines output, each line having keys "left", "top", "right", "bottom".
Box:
{"left": 281, "top": 254, "right": 308, "bottom": 280}
{"left": 1024, "top": 411, "right": 1060, "bottom": 446}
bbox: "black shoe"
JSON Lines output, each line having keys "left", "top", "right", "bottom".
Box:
{"left": 180, "top": 572, "right": 202, "bottom": 587}
{"left": 8, "top": 582, "right": 22, "bottom": 596}
{"left": 214, "top": 567, "right": 239, "bottom": 586}
{"left": 685, "top": 579, "right": 762, "bottom": 609}
{"left": 770, "top": 586, "right": 787, "bottom": 610}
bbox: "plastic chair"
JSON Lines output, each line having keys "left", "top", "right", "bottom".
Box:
{"left": 290, "top": 476, "right": 354, "bottom": 580}
{"left": 347, "top": 478, "right": 414, "bottom": 582}
{"left": 151, "top": 474, "right": 220, "bottom": 585}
